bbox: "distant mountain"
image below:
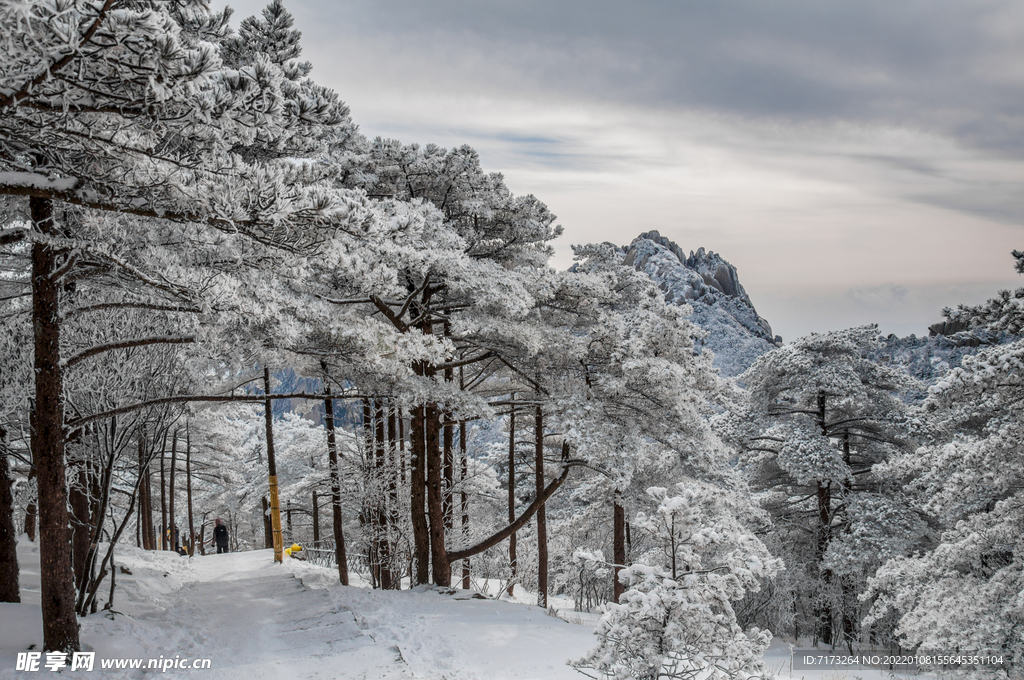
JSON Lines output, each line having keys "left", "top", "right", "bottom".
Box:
{"left": 620, "top": 231, "right": 780, "bottom": 376}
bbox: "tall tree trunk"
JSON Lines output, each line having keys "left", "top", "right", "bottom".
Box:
{"left": 507, "top": 400, "right": 517, "bottom": 597}
{"left": 159, "top": 437, "right": 167, "bottom": 550}
{"left": 0, "top": 427, "right": 20, "bottom": 602}
{"left": 409, "top": 404, "right": 430, "bottom": 585}
{"left": 374, "top": 399, "right": 392, "bottom": 590}
{"left": 815, "top": 391, "right": 834, "bottom": 646}
{"left": 460, "top": 414, "right": 470, "bottom": 590}
{"left": 613, "top": 491, "right": 625, "bottom": 604}
{"left": 443, "top": 350, "right": 454, "bottom": 533}
{"left": 398, "top": 407, "right": 406, "bottom": 485}
{"left": 322, "top": 375, "right": 349, "bottom": 585}
{"left": 186, "top": 426, "right": 195, "bottom": 556}
{"left": 534, "top": 406, "right": 548, "bottom": 608}
{"left": 264, "top": 367, "right": 283, "bottom": 562}
{"left": 137, "top": 432, "right": 150, "bottom": 550}
{"left": 387, "top": 405, "right": 400, "bottom": 589}
{"left": 142, "top": 430, "right": 154, "bottom": 551}
{"left": 168, "top": 429, "right": 178, "bottom": 550}
{"left": 29, "top": 195, "right": 80, "bottom": 653}
{"left": 427, "top": 402, "right": 450, "bottom": 586}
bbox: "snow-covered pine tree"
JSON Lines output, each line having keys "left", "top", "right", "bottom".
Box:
{"left": 571, "top": 482, "right": 781, "bottom": 680}
{"left": 0, "top": 0, "right": 368, "bottom": 652}
{"left": 723, "top": 326, "right": 919, "bottom": 647}
{"left": 939, "top": 249, "right": 1024, "bottom": 335}
{"left": 866, "top": 338, "right": 1024, "bottom": 676}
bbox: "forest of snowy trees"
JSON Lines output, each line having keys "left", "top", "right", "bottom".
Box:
{"left": 1, "top": 1, "right": 1022, "bottom": 678}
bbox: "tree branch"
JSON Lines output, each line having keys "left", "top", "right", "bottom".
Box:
{"left": 447, "top": 443, "right": 572, "bottom": 562}
{"left": 63, "top": 337, "right": 195, "bottom": 370}
{"left": 66, "top": 391, "right": 371, "bottom": 430}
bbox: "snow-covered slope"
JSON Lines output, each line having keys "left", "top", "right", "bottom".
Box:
{"left": 621, "top": 231, "right": 779, "bottom": 376}
{"left": 0, "top": 538, "right": 596, "bottom": 680}
{"left": 1, "top": 538, "right": 929, "bottom": 680}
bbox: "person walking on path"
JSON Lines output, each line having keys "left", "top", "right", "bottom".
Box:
{"left": 214, "top": 518, "right": 229, "bottom": 554}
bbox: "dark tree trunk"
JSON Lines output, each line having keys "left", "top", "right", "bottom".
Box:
{"left": 186, "top": 426, "right": 195, "bottom": 556}
{"left": 322, "top": 377, "right": 349, "bottom": 585}
{"left": 0, "top": 427, "right": 20, "bottom": 602}
{"left": 142, "top": 430, "right": 154, "bottom": 551}
{"left": 534, "top": 406, "right": 548, "bottom": 608}
{"left": 264, "top": 367, "right": 283, "bottom": 562}
{"left": 387, "top": 405, "right": 400, "bottom": 589}
{"left": 159, "top": 437, "right": 167, "bottom": 550}
{"left": 815, "top": 391, "right": 834, "bottom": 646}
{"left": 409, "top": 404, "right": 430, "bottom": 585}
{"left": 29, "top": 195, "right": 80, "bottom": 653}
{"left": 168, "top": 429, "right": 178, "bottom": 550}
{"left": 460, "top": 415, "right": 470, "bottom": 590}
{"left": 137, "top": 432, "right": 150, "bottom": 550}
{"left": 426, "top": 403, "right": 450, "bottom": 586}
{"left": 312, "top": 493, "right": 319, "bottom": 544}
{"left": 398, "top": 408, "right": 406, "bottom": 485}
{"left": 613, "top": 492, "right": 625, "bottom": 604}
{"left": 816, "top": 480, "right": 834, "bottom": 645}
{"left": 443, "top": 361, "right": 454, "bottom": 532}
{"left": 507, "top": 400, "right": 517, "bottom": 597}
{"left": 70, "top": 463, "right": 91, "bottom": 589}
{"left": 374, "top": 399, "right": 392, "bottom": 590}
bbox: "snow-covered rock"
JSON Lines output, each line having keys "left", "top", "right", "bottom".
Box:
{"left": 620, "top": 231, "right": 779, "bottom": 376}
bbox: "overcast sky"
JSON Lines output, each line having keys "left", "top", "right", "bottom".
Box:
{"left": 223, "top": 0, "right": 1024, "bottom": 341}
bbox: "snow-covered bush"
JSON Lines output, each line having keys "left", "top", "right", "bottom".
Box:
{"left": 572, "top": 483, "right": 780, "bottom": 680}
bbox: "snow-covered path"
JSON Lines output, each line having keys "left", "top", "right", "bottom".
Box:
{"left": 1, "top": 540, "right": 596, "bottom": 679}
{"left": 3, "top": 539, "right": 904, "bottom": 680}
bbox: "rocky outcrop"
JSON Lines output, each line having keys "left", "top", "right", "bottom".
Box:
{"left": 622, "top": 231, "right": 780, "bottom": 376}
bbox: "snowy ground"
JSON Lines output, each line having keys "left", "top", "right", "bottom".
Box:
{"left": 1, "top": 538, "right": 929, "bottom": 679}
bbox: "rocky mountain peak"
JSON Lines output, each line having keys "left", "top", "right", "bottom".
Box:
{"left": 621, "top": 230, "right": 780, "bottom": 376}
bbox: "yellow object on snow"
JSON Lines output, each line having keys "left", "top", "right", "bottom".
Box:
{"left": 283, "top": 544, "right": 303, "bottom": 558}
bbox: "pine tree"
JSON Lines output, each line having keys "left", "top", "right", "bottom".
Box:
{"left": 725, "top": 326, "right": 919, "bottom": 646}
{"left": 0, "top": 0, "right": 366, "bottom": 651}
{"left": 867, "top": 339, "right": 1024, "bottom": 675}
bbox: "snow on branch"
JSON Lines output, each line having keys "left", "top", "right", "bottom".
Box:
{"left": 63, "top": 336, "right": 196, "bottom": 370}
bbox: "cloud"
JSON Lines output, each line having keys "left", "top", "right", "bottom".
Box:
{"left": 221, "top": 0, "right": 1024, "bottom": 340}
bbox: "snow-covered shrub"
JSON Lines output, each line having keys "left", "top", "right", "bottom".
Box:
{"left": 572, "top": 483, "right": 780, "bottom": 680}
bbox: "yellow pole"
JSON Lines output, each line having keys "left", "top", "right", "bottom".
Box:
{"left": 268, "top": 474, "right": 283, "bottom": 562}
{"left": 264, "top": 367, "right": 283, "bottom": 563}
